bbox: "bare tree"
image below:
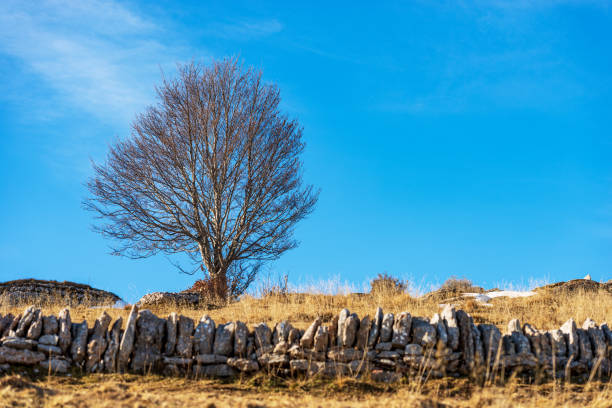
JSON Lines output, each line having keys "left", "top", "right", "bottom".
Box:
{"left": 84, "top": 58, "right": 318, "bottom": 299}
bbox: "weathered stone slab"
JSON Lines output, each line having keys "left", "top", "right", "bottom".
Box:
{"left": 375, "top": 342, "right": 392, "bottom": 351}
{"left": 288, "top": 328, "right": 301, "bottom": 345}
{"left": 213, "top": 323, "right": 235, "bottom": 356}
{"left": 336, "top": 309, "right": 350, "bottom": 346}
{"left": 164, "top": 313, "right": 178, "bottom": 356}
{"left": 582, "top": 318, "right": 607, "bottom": 358}
{"left": 431, "top": 313, "right": 448, "bottom": 349}
{"left": 38, "top": 344, "right": 62, "bottom": 356}
{"left": 193, "top": 315, "right": 215, "bottom": 355}
{"left": 131, "top": 309, "right": 165, "bottom": 371}
{"left": 368, "top": 307, "right": 383, "bottom": 348}
{"left": 380, "top": 313, "right": 394, "bottom": 343}
{"left": 340, "top": 313, "right": 359, "bottom": 348}
{"left": 193, "top": 363, "right": 237, "bottom": 377}
{"left": 70, "top": 321, "right": 88, "bottom": 365}
{"left": 300, "top": 317, "right": 321, "bottom": 349}
{"left": 58, "top": 308, "right": 71, "bottom": 354}
{"left": 14, "top": 306, "right": 36, "bottom": 337}
{"left": 273, "top": 340, "right": 289, "bottom": 354}
{"left": 355, "top": 315, "right": 371, "bottom": 350}
{"left": 441, "top": 305, "right": 459, "bottom": 351}
{"left": 103, "top": 317, "right": 122, "bottom": 373}
{"left": 0, "top": 314, "right": 14, "bottom": 336}
{"left": 234, "top": 321, "right": 248, "bottom": 357}
{"left": 254, "top": 323, "right": 272, "bottom": 349}
{"left": 0, "top": 345, "right": 45, "bottom": 365}
{"left": 405, "top": 343, "right": 423, "bottom": 356}
{"left": 576, "top": 329, "right": 593, "bottom": 362}
{"left": 456, "top": 310, "right": 474, "bottom": 371}
{"left": 40, "top": 357, "right": 70, "bottom": 374}
{"left": 411, "top": 317, "right": 437, "bottom": 348}
{"left": 313, "top": 325, "right": 329, "bottom": 352}
{"left": 273, "top": 320, "right": 292, "bottom": 345}
{"left": 42, "top": 315, "right": 58, "bottom": 335}
{"left": 478, "top": 324, "right": 501, "bottom": 364}
{"left": 195, "top": 354, "right": 228, "bottom": 364}
{"left": 329, "top": 315, "right": 338, "bottom": 347}
{"left": 86, "top": 311, "right": 111, "bottom": 372}
{"left": 548, "top": 329, "right": 567, "bottom": 358}
{"left": 163, "top": 356, "right": 192, "bottom": 366}
{"left": 560, "top": 318, "right": 579, "bottom": 359}
{"left": 1, "top": 337, "right": 37, "bottom": 350}
{"left": 117, "top": 304, "right": 138, "bottom": 372}
{"left": 26, "top": 310, "right": 43, "bottom": 340}
{"left": 507, "top": 319, "right": 531, "bottom": 355}
{"left": 391, "top": 312, "right": 412, "bottom": 348}
{"left": 227, "top": 357, "right": 259, "bottom": 372}
{"left": 39, "top": 334, "right": 59, "bottom": 346}
{"left": 257, "top": 353, "right": 289, "bottom": 367}
{"left": 176, "top": 315, "right": 194, "bottom": 359}
{"left": 327, "top": 347, "right": 370, "bottom": 363}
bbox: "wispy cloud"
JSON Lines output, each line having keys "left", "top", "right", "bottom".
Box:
{"left": 0, "top": 0, "right": 189, "bottom": 123}
{"left": 206, "top": 19, "right": 283, "bottom": 40}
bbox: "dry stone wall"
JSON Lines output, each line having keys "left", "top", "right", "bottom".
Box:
{"left": 0, "top": 305, "right": 611, "bottom": 382}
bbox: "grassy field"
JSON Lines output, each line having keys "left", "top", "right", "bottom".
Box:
{"left": 1, "top": 283, "right": 611, "bottom": 407}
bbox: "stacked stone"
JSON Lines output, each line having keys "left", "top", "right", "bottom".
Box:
{"left": 0, "top": 305, "right": 611, "bottom": 382}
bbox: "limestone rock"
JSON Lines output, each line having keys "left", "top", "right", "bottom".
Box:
{"left": 117, "top": 304, "right": 138, "bottom": 371}
{"left": 26, "top": 310, "right": 43, "bottom": 340}
{"left": 164, "top": 313, "right": 178, "bottom": 356}
{"left": 131, "top": 309, "right": 165, "bottom": 371}
{"left": 355, "top": 315, "right": 371, "bottom": 350}
{"left": 368, "top": 307, "right": 383, "bottom": 348}
{"left": 313, "top": 325, "right": 329, "bottom": 352}
{"left": 300, "top": 317, "right": 321, "bottom": 349}
{"left": 441, "top": 304, "right": 459, "bottom": 351}
{"left": 213, "top": 322, "right": 235, "bottom": 356}
{"left": 193, "top": 315, "right": 215, "bottom": 355}
{"left": 0, "top": 314, "right": 15, "bottom": 337}
{"left": 327, "top": 347, "right": 369, "bottom": 363}
{"left": 375, "top": 342, "right": 393, "bottom": 351}
{"left": 560, "top": 318, "right": 579, "bottom": 358}
{"left": 0, "top": 345, "right": 45, "bottom": 365}
{"left": 340, "top": 313, "right": 359, "bottom": 347}
{"left": 273, "top": 320, "right": 292, "bottom": 345}
{"left": 254, "top": 323, "right": 272, "bottom": 349}
{"left": 1, "top": 337, "right": 37, "bottom": 350}
{"left": 227, "top": 357, "right": 259, "bottom": 372}
{"left": 137, "top": 291, "right": 202, "bottom": 308}
{"left": 40, "top": 357, "right": 70, "bottom": 374}
{"left": 43, "top": 315, "right": 59, "bottom": 335}
{"left": 431, "top": 313, "right": 448, "bottom": 349}
{"left": 582, "top": 318, "right": 607, "bottom": 357}
{"left": 14, "top": 306, "right": 36, "bottom": 337}
{"left": 478, "top": 324, "right": 501, "bottom": 364}
{"left": 234, "top": 321, "right": 248, "bottom": 357}
{"left": 273, "top": 341, "right": 290, "bottom": 354}
{"left": 405, "top": 344, "right": 423, "bottom": 356}
{"left": 328, "top": 315, "right": 339, "bottom": 347}
{"left": 103, "top": 317, "right": 122, "bottom": 373}
{"left": 288, "top": 328, "right": 301, "bottom": 345}
{"left": 58, "top": 308, "right": 72, "bottom": 354}
{"left": 548, "top": 329, "right": 567, "bottom": 358}
{"left": 380, "top": 313, "right": 394, "bottom": 343}
{"left": 38, "top": 344, "right": 62, "bottom": 356}
{"left": 391, "top": 312, "right": 412, "bottom": 348}
{"left": 456, "top": 310, "right": 475, "bottom": 371}
{"left": 70, "top": 321, "right": 88, "bottom": 365}
{"left": 472, "top": 322, "right": 485, "bottom": 366}
{"left": 576, "top": 329, "right": 593, "bottom": 362}
{"left": 258, "top": 353, "right": 289, "bottom": 367}
{"left": 193, "top": 363, "right": 237, "bottom": 377}
{"left": 163, "top": 356, "right": 192, "bottom": 366}
{"left": 86, "top": 311, "right": 111, "bottom": 372}
{"left": 38, "top": 334, "right": 59, "bottom": 346}
{"left": 195, "top": 354, "right": 228, "bottom": 364}
{"left": 411, "top": 317, "right": 437, "bottom": 348}
{"left": 336, "top": 309, "right": 350, "bottom": 346}
{"left": 176, "top": 315, "right": 194, "bottom": 359}
{"left": 507, "top": 319, "right": 531, "bottom": 355}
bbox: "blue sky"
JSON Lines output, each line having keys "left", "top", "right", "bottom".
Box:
{"left": 1, "top": 0, "right": 611, "bottom": 302}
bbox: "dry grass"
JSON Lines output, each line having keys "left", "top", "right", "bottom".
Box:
{"left": 1, "top": 284, "right": 611, "bottom": 407}
{"left": 2, "top": 286, "right": 610, "bottom": 332}
{"left": 0, "top": 373, "right": 610, "bottom": 408}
